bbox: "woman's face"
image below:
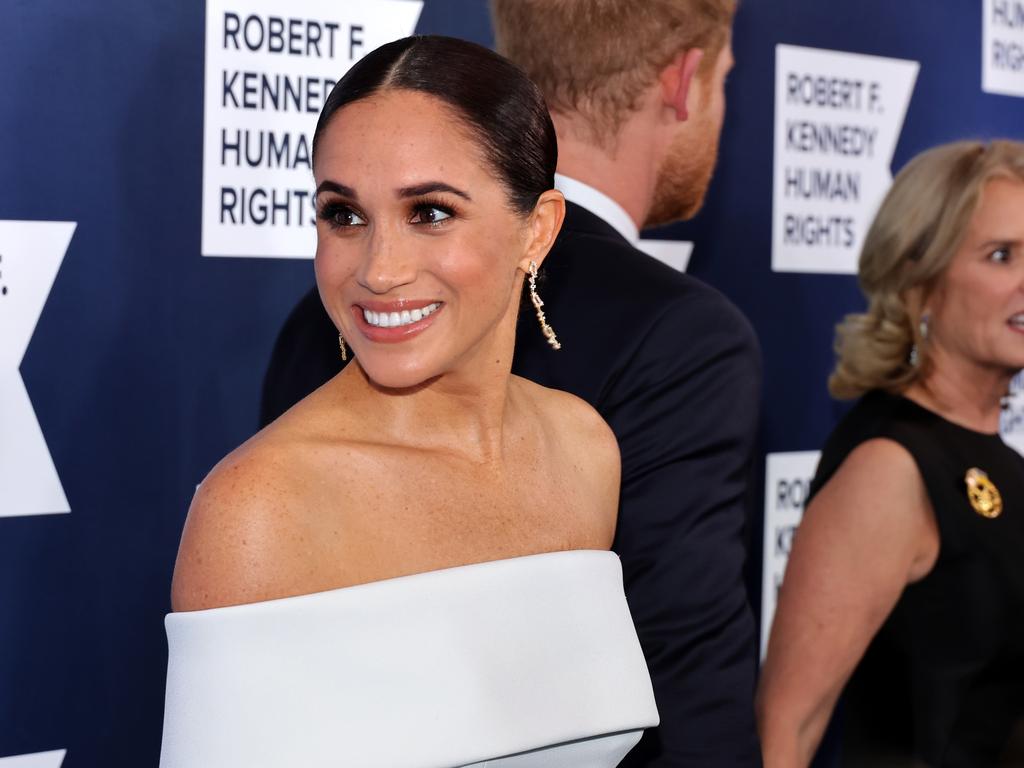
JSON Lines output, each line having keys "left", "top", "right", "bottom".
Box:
{"left": 313, "top": 89, "right": 558, "bottom": 390}
{"left": 927, "top": 177, "right": 1024, "bottom": 377}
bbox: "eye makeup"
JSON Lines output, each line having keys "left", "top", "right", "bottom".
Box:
{"left": 317, "top": 201, "right": 366, "bottom": 230}
{"left": 409, "top": 196, "right": 459, "bottom": 228}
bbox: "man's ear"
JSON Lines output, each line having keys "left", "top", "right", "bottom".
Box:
{"left": 660, "top": 49, "right": 705, "bottom": 122}
{"left": 518, "top": 190, "right": 566, "bottom": 273}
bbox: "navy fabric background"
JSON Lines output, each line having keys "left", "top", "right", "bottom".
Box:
{"left": 1, "top": 1, "right": 1022, "bottom": 765}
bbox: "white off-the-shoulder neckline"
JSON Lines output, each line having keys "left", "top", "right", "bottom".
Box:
{"left": 161, "top": 547, "right": 658, "bottom": 768}
{"left": 167, "top": 548, "right": 615, "bottom": 619}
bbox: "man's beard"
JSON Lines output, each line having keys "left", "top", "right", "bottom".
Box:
{"left": 644, "top": 128, "right": 720, "bottom": 229}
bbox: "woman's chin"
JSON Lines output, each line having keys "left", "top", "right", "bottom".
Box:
{"left": 358, "top": 359, "right": 440, "bottom": 392}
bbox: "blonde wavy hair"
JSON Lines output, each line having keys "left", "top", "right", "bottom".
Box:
{"left": 830, "top": 139, "right": 1024, "bottom": 400}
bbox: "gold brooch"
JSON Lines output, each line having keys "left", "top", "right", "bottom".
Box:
{"left": 965, "top": 468, "right": 1002, "bottom": 519}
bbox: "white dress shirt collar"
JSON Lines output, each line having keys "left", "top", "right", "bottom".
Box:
{"left": 554, "top": 173, "right": 640, "bottom": 245}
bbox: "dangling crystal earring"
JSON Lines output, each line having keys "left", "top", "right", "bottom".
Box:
{"left": 338, "top": 333, "right": 348, "bottom": 361}
{"left": 529, "top": 261, "right": 561, "bottom": 350}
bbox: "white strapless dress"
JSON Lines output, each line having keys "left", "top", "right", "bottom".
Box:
{"left": 160, "top": 550, "right": 658, "bottom": 767}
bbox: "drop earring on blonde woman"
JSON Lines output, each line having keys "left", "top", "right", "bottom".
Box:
{"left": 338, "top": 333, "right": 348, "bottom": 361}
{"left": 529, "top": 261, "right": 561, "bottom": 350}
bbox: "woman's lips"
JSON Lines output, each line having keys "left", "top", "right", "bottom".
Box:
{"left": 351, "top": 301, "right": 443, "bottom": 343}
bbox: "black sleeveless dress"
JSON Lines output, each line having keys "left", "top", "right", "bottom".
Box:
{"left": 809, "top": 390, "right": 1024, "bottom": 767}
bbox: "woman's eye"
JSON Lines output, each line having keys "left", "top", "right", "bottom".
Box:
{"left": 989, "top": 246, "right": 1011, "bottom": 264}
{"left": 319, "top": 205, "right": 366, "bottom": 229}
{"left": 411, "top": 205, "right": 453, "bottom": 226}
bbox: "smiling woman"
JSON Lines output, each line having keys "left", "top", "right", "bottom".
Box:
{"left": 309, "top": 36, "right": 561, "bottom": 389}
{"left": 159, "top": 35, "right": 657, "bottom": 768}
{"left": 312, "top": 85, "right": 555, "bottom": 389}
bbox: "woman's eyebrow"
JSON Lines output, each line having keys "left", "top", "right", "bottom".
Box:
{"left": 315, "top": 180, "right": 356, "bottom": 200}
{"left": 977, "top": 238, "right": 1022, "bottom": 250}
{"left": 398, "top": 182, "right": 472, "bottom": 201}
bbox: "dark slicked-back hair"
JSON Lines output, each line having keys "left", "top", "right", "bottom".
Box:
{"left": 312, "top": 35, "right": 557, "bottom": 216}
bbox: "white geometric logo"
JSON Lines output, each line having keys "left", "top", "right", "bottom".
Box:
{"left": 0, "top": 220, "right": 75, "bottom": 518}
{"left": 772, "top": 45, "right": 918, "bottom": 274}
{"left": 201, "top": 0, "right": 424, "bottom": 258}
{"left": 760, "top": 450, "right": 820, "bottom": 658}
{"left": 1001, "top": 371, "right": 1024, "bottom": 457}
{"left": 983, "top": 0, "right": 1024, "bottom": 98}
{"left": 0, "top": 749, "right": 66, "bottom": 768}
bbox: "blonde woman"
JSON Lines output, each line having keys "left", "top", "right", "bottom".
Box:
{"left": 758, "top": 140, "right": 1024, "bottom": 767}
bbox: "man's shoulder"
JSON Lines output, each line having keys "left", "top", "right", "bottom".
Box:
{"left": 551, "top": 229, "right": 754, "bottom": 340}
{"left": 525, "top": 225, "right": 759, "bottom": 405}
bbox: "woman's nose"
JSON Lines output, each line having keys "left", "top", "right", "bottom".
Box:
{"left": 356, "top": 225, "right": 416, "bottom": 294}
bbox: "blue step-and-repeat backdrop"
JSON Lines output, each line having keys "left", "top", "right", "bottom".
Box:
{"left": 2, "top": 1, "right": 1023, "bottom": 765}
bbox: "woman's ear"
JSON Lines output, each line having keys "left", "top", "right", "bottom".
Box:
{"left": 518, "top": 190, "right": 566, "bottom": 273}
{"left": 904, "top": 284, "right": 932, "bottom": 321}
{"left": 903, "top": 285, "right": 923, "bottom": 316}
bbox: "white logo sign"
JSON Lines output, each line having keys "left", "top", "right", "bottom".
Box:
{"left": 0, "top": 751, "right": 66, "bottom": 768}
{"left": 1001, "top": 371, "right": 1024, "bottom": 457}
{"left": 772, "top": 45, "right": 918, "bottom": 274}
{"left": 760, "top": 450, "right": 820, "bottom": 658}
{"left": 201, "top": 0, "right": 423, "bottom": 258}
{"left": 0, "top": 221, "right": 74, "bottom": 518}
{"left": 637, "top": 239, "right": 693, "bottom": 272}
{"left": 983, "top": 0, "right": 1024, "bottom": 97}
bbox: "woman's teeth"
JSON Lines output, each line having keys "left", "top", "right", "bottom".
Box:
{"left": 362, "top": 303, "right": 441, "bottom": 328}
{"left": 1010, "top": 313, "right": 1024, "bottom": 328}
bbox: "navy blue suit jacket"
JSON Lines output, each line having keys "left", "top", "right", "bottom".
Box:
{"left": 260, "top": 202, "right": 763, "bottom": 766}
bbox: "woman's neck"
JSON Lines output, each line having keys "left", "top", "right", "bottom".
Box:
{"left": 903, "top": 348, "right": 1014, "bottom": 434}
{"left": 339, "top": 345, "right": 519, "bottom": 465}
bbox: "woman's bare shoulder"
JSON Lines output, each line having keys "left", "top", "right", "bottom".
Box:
{"left": 513, "top": 376, "right": 620, "bottom": 537}
{"left": 818, "top": 437, "right": 923, "bottom": 508}
{"left": 515, "top": 376, "right": 619, "bottom": 462}
{"left": 170, "top": 429, "right": 325, "bottom": 613}
{"left": 808, "top": 437, "right": 937, "bottom": 578}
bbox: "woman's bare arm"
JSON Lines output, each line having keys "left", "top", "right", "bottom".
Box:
{"left": 756, "top": 438, "right": 939, "bottom": 767}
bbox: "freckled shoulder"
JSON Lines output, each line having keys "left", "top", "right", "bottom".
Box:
{"left": 514, "top": 376, "right": 621, "bottom": 519}
{"left": 170, "top": 432, "right": 318, "bottom": 613}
